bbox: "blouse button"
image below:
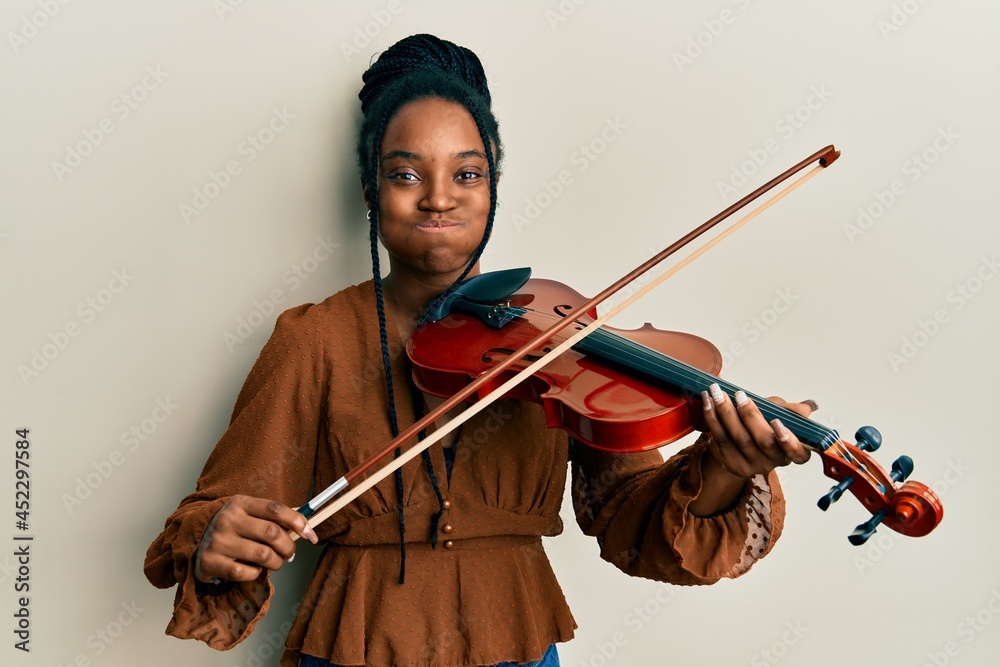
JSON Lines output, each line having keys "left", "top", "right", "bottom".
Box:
{"left": 444, "top": 540, "right": 455, "bottom": 549}
{"left": 442, "top": 523, "right": 453, "bottom": 534}
{"left": 442, "top": 499, "right": 452, "bottom": 509}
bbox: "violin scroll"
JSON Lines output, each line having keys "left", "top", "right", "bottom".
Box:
{"left": 815, "top": 426, "right": 943, "bottom": 545}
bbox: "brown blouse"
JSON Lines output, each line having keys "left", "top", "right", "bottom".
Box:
{"left": 144, "top": 280, "right": 785, "bottom": 667}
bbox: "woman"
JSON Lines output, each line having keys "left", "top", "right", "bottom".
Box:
{"left": 144, "top": 34, "right": 814, "bottom": 667}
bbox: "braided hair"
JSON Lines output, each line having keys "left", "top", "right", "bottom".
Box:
{"left": 356, "top": 34, "right": 503, "bottom": 582}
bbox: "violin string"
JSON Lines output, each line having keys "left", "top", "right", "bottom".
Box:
{"left": 519, "top": 307, "right": 836, "bottom": 448}
{"left": 599, "top": 330, "right": 835, "bottom": 446}
{"left": 829, "top": 439, "right": 885, "bottom": 492}
{"left": 515, "top": 307, "right": 891, "bottom": 495}
{"left": 589, "top": 323, "right": 888, "bottom": 491}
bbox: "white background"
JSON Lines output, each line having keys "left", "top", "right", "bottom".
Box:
{"left": 2, "top": 1, "right": 998, "bottom": 666}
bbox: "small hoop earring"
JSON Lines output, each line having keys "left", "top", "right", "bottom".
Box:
{"left": 366, "top": 209, "right": 372, "bottom": 221}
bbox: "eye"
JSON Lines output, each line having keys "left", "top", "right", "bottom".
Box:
{"left": 457, "top": 170, "right": 484, "bottom": 181}
{"left": 387, "top": 170, "right": 419, "bottom": 182}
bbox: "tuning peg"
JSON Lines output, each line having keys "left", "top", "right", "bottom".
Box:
{"left": 817, "top": 476, "right": 855, "bottom": 511}
{"left": 855, "top": 426, "right": 882, "bottom": 452}
{"left": 848, "top": 509, "right": 888, "bottom": 545}
{"left": 890, "top": 456, "right": 914, "bottom": 483}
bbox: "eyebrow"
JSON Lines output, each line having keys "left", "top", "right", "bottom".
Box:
{"left": 379, "top": 149, "right": 486, "bottom": 163}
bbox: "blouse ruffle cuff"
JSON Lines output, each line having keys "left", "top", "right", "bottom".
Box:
{"left": 662, "top": 443, "right": 782, "bottom": 582}
{"left": 163, "top": 498, "right": 275, "bottom": 650}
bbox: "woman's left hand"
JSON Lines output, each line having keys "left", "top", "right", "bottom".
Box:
{"left": 689, "top": 383, "right": 815, "bottom": 516}
{"left": 703, "top": 383, "right": 814, "bottom": 478}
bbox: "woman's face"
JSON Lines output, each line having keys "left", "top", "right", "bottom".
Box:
{"left": 371, "top": 97, "right": 492, "bottom": 283}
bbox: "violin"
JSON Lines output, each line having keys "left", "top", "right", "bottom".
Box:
{"left": 408, "top": 270, "right": 944, "bottom": 545}
{"left": 293, "top": 145, "right": 943, "bottom": 548}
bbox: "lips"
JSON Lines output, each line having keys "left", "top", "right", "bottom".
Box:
{"left": 417, "top": 219, "right": 464, "bottom": 230}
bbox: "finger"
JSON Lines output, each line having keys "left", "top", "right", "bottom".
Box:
{"left": 733, "top": 391, "right": 791, "bottom": 468}
{"left": 238, "top": 516, "right": 302, "bottom": 562}
{"left": 193, "top": 546, "right": 211, "bottom": 583}
{"left": 243, "top": 498, "right": 319, "bottom": 545}
{"left": 770, "top": 418, "right": 812, "bottom": 465}
{"left": 205, "top": 521, "right": 294, "bottom": 572}
{"left": 702, "top": 389, "right": 752, "bottom": 477}
{"left": 200, "top": 519, "right": 282, "bottom": 570}
{"left": 203, "top": 498, "right": 316, "bottom": 573}
{"left": 197, "top": 546, "right": 264, "bottom": 583}
{"left": 766, "top": 395, "right": 818, "bottom": 419}
{"left": 708, "top": 384, "right": 773, "bottom": 472}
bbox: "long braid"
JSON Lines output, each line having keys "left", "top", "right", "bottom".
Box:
{"left": 364, "top": 111, "right": 411, "bottom": 582}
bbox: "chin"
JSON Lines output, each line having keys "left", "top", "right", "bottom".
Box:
{"left": 420, "top": 249, "right": 478, "bottom": 273}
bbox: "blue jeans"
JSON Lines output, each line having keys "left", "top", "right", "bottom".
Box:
{"left": 299, "top": 643, "right": 559, "bottom": 667}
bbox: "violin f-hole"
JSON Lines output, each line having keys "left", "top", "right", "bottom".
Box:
{"left": 553, "top": 304, "right": 574, "bottom": 318}
{"left": 482, "top": 347, "right": 545, "bottom": 364}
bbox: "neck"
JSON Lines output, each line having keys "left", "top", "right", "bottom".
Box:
{"left": 383, "top": 263, "right": 481, "bottom": 339}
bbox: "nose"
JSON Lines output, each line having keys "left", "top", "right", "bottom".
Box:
{"left": 419, "top": 173, "right": 457, "bottom": 213}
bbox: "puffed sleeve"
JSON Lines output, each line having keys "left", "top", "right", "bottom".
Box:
{"left": 143, "top": 303, "right": 328, "bottom": 649}
{"left": 571, "top": 433, "right": 785, "bottom": 585}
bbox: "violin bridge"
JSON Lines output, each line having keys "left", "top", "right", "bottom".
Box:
{"left": 485, "top": 304, "right": 527, "bottom": 329}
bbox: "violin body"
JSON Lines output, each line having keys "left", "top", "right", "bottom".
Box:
{"left": 409, "top": 279, "right": 721, "bottom": 453}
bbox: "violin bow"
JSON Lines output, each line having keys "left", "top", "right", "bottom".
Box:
{"left": 292, "top": 145, "right": 843, "bottom": 536}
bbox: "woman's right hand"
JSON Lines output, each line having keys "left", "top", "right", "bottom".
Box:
{"left": 193, "top": 495, "right": 319, "bottom": 583}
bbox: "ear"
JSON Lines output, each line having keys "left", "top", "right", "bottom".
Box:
{"left": 361, "top": 176, "right": 371, "bottom": 212}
